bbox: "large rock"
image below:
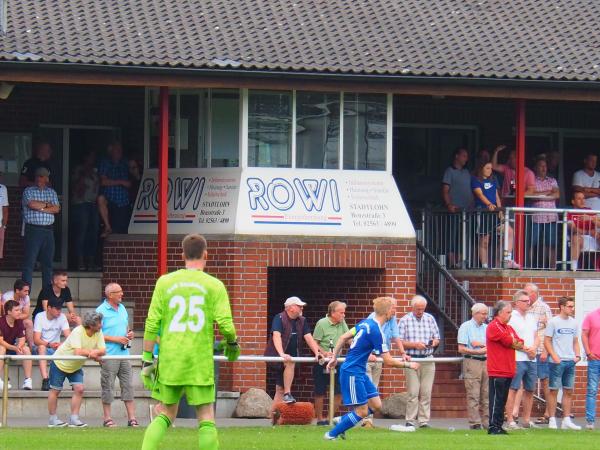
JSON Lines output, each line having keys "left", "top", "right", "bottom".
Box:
{"left": 381, "top": 393, "right": 408, "bottom": 418}
{"left": 234, "top": 388, "right": 273, "bottom": 418}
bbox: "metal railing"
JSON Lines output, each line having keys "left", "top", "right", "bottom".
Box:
{"left": 0, "top": 354, "right": 463, "bottom": 427}
{"left": 421, "top": 207, "right": 600, "bottom": 271}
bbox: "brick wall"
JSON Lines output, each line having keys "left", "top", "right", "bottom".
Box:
{"left": 453, "top": 269, "right": 600, "bottom": 416}
{"left": 103, "top": 237, "right": 416, "bottom": 395}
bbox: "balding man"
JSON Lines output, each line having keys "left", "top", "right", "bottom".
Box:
{"left": 96, "top": 283, "right": 138, "bottom": 427}
{"left": 399, "top": 295, "right": 440, "bottom": 428}
{"left": 457, "top": 303, "right": 489, "bottom": 430}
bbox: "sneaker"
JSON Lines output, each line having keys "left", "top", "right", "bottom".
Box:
{"left": 405, "top": 421, "right": 415, "bottom": 428}
{"left": 48, "top": 417, "right": 67, "bottom": 428}
{"left": 488, "top": 428, "right": 508, "bottom": 435}
{"left": 586, "top": 422, "right": 595, "bottom": 430}
{"left": 548, "top": 417, "right": 558, "bottom": 429}
{"left": 22, "top": 378, "right": 32, "bottom": 390}
{"left": 41, "top": 378, "right": 49, "bottom": 391}
{"left": 390, "top": 424, "right": 416, "bottom": 432}
{"left": 506, "top": 421, "right": 521, "bottom": 430}
{"left": 505, "top": 260, "right": 521, "bottom": 269}
{"left": 419, "top": 423, "right": 431, "bottom": 429}
{"left": 522, "top": 421, "right": 540, "bottom": 429}
{"left": 470, "top": 424, "right": 483, "bottom": 430}
{"left": 0, "top": 379, "right": 12, "bottom": 390}
{"left": 282, "top": 393, "right": 296, "bottom": 404}
{"left": 69, "top": 418, "right": 88, "bottom": 428}
{"left": 316, "top": 420, "right": 329, "bottom": 426}
{"left": 561, "top": 417, "right": 582, "bottom": 430}
{"left": 324, "top": 431, "right": 345, "bottom": 440}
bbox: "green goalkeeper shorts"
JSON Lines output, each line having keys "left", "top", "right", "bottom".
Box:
{"left": 151, "top": 381, "right": 215, "bottom": 406}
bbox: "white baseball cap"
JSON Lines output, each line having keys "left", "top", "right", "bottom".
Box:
{"left": 284, "top": 296, "right": 306, "bottom": 307}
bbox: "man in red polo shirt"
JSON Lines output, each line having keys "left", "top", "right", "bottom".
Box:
{"left": 486, "top": 296, "right": 524, "bottom": 435}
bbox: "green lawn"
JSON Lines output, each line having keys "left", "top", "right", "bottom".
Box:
{"left": 0, "top": 426, "right": 597, "bottom": 450}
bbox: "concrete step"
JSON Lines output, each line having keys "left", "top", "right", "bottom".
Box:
{"left": 0, "top": 271, "right": 103, "bottom": 302}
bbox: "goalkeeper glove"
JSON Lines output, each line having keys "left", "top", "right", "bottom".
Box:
{"left": 218, "top": 340, "right": 241, "bottom": 362}
{"left": 140, "top": 351, "right": 157, "bottom": 391}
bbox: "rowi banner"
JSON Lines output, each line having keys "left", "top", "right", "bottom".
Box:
{"left": 129, "top": 168, "right": 414, "bottom": 238}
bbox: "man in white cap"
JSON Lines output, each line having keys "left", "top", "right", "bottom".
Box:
{"left": 264, "top": 296, "right": 321, "bottom": 405}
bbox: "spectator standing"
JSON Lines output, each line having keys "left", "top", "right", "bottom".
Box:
{"left": 457, "top": 303, "right": 489, "bottom": 430}
{"left": 0, "top": 300, "right": 33, "bottom": 390}
{"left": 567, "top": 191, "right": 600, "bottom": 271}
{"left": 398, "top": 295, "right": 440, "bottom": 428}
{"left": 527, "top": 158, "right": 559, "bottom": 268}
{"left": 505, "top": 290, "right": 539, "bottom": 430}
{"left": 312, "top": 301, "right": 349, "bottom": 426}
{"left": 96, "top": 282, "right": 138, "bottom": 427}
{"left": 544, "top": 296, "right": 582, "bottom": 430}
{"left": 572, "top": 153, "right": 600, "bottom": 211}
{"left": 264, "top": 296, "right": 321, "bottom": 406}
{"left": 19, "top": 140, "right": 53, "bottom": 187}
{"left": 71, "top": 151, "right": 100, "bottom": 271}
{"left": 98, "top": 141, "right": 131, "bottom": 235}
{"left": 47, "top": 311, "right": 106, "bottom": 428}
{"left": 1, "top": 279, "right": 34, "bottom": 349}
{"left": 363, "top": 297, "right": 409, "bottom": 427}
{"left": 21, "top": 167, "right": 60, "bottom": 290}
{"left": 33, "top": 298, "right": 70, "bottom": 391}
{"left": 491, "top": 145, "right": 535, "bottom": 201}
{"left": 582, "top": 305, "right": 600, "bottom": 430}
{"left": 0, "top": 176, "right": 8, "bottom": 260}
{"left": 486, "top": 300, "right": 523, "bottom": 435}
{"left": 524, "top": 283, "right": 552, "bottom": 424}
{"left": 32, "top": 271, "right": 81, "bottom": 327}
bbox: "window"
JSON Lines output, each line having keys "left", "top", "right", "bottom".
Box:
{"left": 248, "top": 90, "right": 292, "bottom": 168}
{"left": 146, "top": 89, "right": 240, "bottom": 168}
{"left": 0, "top": 133, "right": 31, "bottom": 186}
{"left": 295, "top": 91, "right": 340, "bottom": 169}
{"left": 343, "top": 93, "right": 387, "bottom": 170}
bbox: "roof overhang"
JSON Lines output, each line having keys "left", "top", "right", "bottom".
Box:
{"left": 2, "top": 60, "right": 600, "bottom": 102}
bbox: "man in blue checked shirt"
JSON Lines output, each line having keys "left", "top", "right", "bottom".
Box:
{"left": 98, "top": 141, "right": 131, "bottom": 235}
{"left": 457, "top": 303, "right": 489, "bottom": 430}
{"left": 21, "top": 167, "right": 60, "bottom": 290}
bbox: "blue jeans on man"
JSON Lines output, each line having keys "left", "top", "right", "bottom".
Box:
{"left": 586, "top": 360, "right": 600, "bottom": 423}
{"left": 21, "top": 224, "right": 54, "bottom": 289}
{"left": 71, "top": 202, "right": 99, "bottom": 262}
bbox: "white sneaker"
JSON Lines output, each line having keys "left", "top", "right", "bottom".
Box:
{"left": 22, "top": 378, "right": 32, "bottom": 390}
{"left": 522, "top": 421, "right": 540, "bottom": 429}
{"left": 561, "top": 417, "right": 582, "bottom": 430}
{"left": 390, "top": 424, "right": 416, "bottom": 432}
{"left": 323, "top": 431, "right": 345, "bottom": 440}
{"left": 48, "top": 417, "right": 67, "bottom": 428}
{"left": 0, "top": 379, "right": 12, "bottom": 390}
{"left": 68, "top": 417, "right": 88, "bottom": 428}
{"left": 548, "top": 417, "right": 558, "bottom": 429}
{"left": 586, "top": 422, "right": 595, "bottom": 430}
{"left": 506, "top": 421, "right": 521, "bottom": 430}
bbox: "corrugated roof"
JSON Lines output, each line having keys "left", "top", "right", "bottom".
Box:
{"left": 0, "top": 0, "right": 599, "bottom": 81}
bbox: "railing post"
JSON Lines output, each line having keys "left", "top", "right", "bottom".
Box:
{"left": 561, "top": 210, "right": 569, "bottom": 271}
{"left": 461, "top": 280, "right": 470, "bottom": 324}
{"left": 328, "top": 368, "right": 335, "bottom": 425}
{"left": 461, "top": 210, "right": 467, "bottom": 269}
{"left": 421, "top": 210, "right": 426, "bottom": 246}
{"left": 1, "top": 357, "right": 8, "bottom": 427}
{"left": 503, "top": 209, "right": 511, "bottom": 267}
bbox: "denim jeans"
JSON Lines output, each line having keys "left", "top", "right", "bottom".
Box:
{"left": 21, "top": 224, "right": 54, "bottom": 289}
{"left": 71, "top": 202, "right": 99, "bottom": 259}
{"left": 586, "top": 360, "right": 600, "bottom": 423}
{"left": 108, "top": 202, "right": 130, "bottom": 234}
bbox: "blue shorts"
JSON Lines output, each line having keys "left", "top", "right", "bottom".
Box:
{"left": 48, "top": 361, "right": 84, "bottom": 391}
{"left": 510, "top": 360, "right": 537, "bottom": 391}
{"left": 536, "top": 354, "right": 549, "bottom": 380}
{"left": 549, "top": 360, "right": 576, "bottom": 390}
{"left": 340, "top": 369, "right": 379, "bottom": 406}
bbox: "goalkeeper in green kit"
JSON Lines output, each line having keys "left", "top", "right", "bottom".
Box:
{"left": 141, "top": 234, "right": 240, "bottom": 450}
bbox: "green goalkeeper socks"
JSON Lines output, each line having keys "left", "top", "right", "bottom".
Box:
{"left": 141, "top": 413, "right": 172, "bottom": 450}
{"left": 198, "top": 420, "right": 219, "bottom": 450}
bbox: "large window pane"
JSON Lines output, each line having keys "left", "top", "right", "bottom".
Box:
{"left": 343, "top": 93, "right": 387, "bottom": 170}
{"left": 179, "top": 93, "right": 205, "bottom": 168}
{"left": 296, "top": 92, "right": 340, "bottom": 169}
{"left": 211, "top": 90, "right": 240, "bottom": 167}
{"left": 248, "top": 91, "right": 291, "bottom": 168}
{"left": 148, "top": 91, "right": 176, "bottom": 168}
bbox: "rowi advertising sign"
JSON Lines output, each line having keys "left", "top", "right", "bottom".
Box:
{"left": 129, "top": 168, "right": 414, "bottom": 238}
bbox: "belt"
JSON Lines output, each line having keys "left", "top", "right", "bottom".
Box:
{"left": 25, "top": 223, "right": 54, "bottom": 230}
{"left": 464, "top": 355, "right": 487, "bottom": 361}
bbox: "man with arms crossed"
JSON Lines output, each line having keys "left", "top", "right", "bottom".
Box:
{"left": 141, "top": 234, "right": 240, "bottom": 450}
{"left": 325, "top": 297, "right": 419, "bottom": 440}
{"left": 545, "top": 296, "right": 582, "bottom": 430}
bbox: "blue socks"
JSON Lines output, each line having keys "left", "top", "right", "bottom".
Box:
{"left": 329, "top": 411, "right": 362, "bottom": 437}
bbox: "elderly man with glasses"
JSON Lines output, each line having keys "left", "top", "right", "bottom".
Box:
{"left": 96, "top": 283, "right": 138, "bottom": 428}
{"left": 457, "top": 303, "right": 489, "bottom": 430}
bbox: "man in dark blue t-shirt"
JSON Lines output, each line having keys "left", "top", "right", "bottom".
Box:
{"left": 325, "top": 297, "right": 419, "bottom": 440}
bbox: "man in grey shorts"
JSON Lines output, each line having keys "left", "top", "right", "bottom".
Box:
{"left": 96, "top": 283, "right": 138, "bottom": 427}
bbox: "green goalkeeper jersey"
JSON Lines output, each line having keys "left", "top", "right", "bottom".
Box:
{"left": 144, "top": 268, "right": 237, "bottom": 386}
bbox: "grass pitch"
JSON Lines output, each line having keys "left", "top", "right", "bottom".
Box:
{"left": 0, "top": 426, "right": 597, "bottom": 449}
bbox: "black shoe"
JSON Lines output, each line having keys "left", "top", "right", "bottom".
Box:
{"left": 419, "top": 423, "right": 431, "bottom": 429}
{"left": 488, "top": 428, "right": 508, "bottom": 435}
{"left": 405, "top": 422, "right": 415, "bottom": 427}
{"left": 470, "top": 424, "right": 482, "bottom": 430}
{"left": 282, "top": 393, "right": 296, "bottom": 404}
{"left": 41, "top": 378, "right": 49, "bottom": 391}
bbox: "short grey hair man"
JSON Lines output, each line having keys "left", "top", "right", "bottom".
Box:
{"left": 411, "top": 295, "right": 428, "bottom": 307}
{"left": 494, "top": 300, "right": 511, "bottom": 317}
{"left": 472, "top": 303, "right": 489, "bottom": 314}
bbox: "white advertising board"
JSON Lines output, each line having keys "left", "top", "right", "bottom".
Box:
{"left": 129, "top": 168, "right": 415, "bottom": 239}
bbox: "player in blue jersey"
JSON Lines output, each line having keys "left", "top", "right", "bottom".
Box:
{"left": 325, "top": 297, "right": 420, "bottom": 440}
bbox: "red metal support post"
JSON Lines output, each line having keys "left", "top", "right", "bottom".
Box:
{"left": 514, "top": 99, "right": 526, "bottom": 265}
{"left": 157, "top": 87, "right": 169, "bottom": 276}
